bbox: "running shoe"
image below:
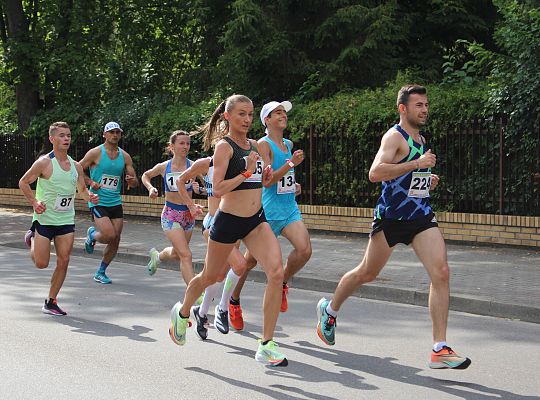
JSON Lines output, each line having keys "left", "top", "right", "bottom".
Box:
{"left": 85, "top": 226, "right": 96, "bottom": 254}
{"left": 169, "top": 301, "right": 191, "bottom": 346}
{"left": 316, "top": 297, "right": 336, "bottom": 346}
{"left": 229, "top": 300, "right": 244, "bottom": 331}
{"left": 255, "top": 339, "right": 288, "bottom": 367}
{"left": 214, "top": 305, "right": 229, "bottom": 334}
{"left": 147, "top": 247, "right": 159, "bottom": 276}
{"left": 281, "top": 283, "right": 289, "bottom": 312}
{"left": 429, "top": 346, "right": 471, "bottom": 370}
{"left": 94, "top": 271, "right": 112, "bottom": 284}
{"left": 42, "top": 299, "right": 67, "bottom": 316}
{"left": 191, "top": 305, "right": 208, "bottom": 340}
{"left": 24, "top": 229, "right": 34, "bottom": 248}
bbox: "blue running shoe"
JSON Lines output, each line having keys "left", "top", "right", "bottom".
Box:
{"left": 317, "top": 297, "right": 336, "bottom": 345}
{"left": 94, "top": 271, "right": 112, "bottom": 284}
{"left": 255, "top": 339, "right": 288, "bottom": 367}
{"left": 147, "top": 247, "right": 159, "bottom": 276}
{"left": 169, "top": 301, "right": 191, "bottom": 345}
{"left": 85, "top": 226, "right": 96, "bottom": 254}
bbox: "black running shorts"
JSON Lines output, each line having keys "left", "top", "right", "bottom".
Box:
{"left": 370, "top": 212, "right": 438, "bottom": 247}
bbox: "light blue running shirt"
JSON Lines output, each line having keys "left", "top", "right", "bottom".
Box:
{"left": 89, "top": 144, "right": 125, "bottom": 207}
{"left": 261, "top": 136, "right": 299, "bottom": 220}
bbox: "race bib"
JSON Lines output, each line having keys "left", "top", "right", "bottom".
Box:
{"left": 243, "top": 158, "right": 263, "bottom": 183}
{"left": 277, "top": 171, "right": 296, "bottom": 194}
{"left": 54, "top": 194, "right": 74, "bottom": 212}
{"left": 166, "top": 172, "right": 192, "bottom": 192}
{"left": 408, "top": 171, "right": 431, "bottom": 198}
{"left": 166, "top": 172, "right": 180, "bottom": 191}
{"left": 100, "top": 174, "right": 120, "bottom": 191}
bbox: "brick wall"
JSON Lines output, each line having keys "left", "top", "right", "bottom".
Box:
{"left": 2, "top": 188, "right": 539, "bottom": 247}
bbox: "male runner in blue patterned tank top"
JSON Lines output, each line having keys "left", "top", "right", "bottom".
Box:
{"left": 79, "top": 122, "right": 138, "bottom": 284}
{"left": 316, "top": 85, "right": 471, "bottom": 370}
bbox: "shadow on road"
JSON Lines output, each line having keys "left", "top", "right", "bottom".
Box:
{"left": 53, "top": 316, "right": 156, "bottom": 342}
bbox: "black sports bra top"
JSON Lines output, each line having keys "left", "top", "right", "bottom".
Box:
{"left": 223, "top": 136, "right": 262, "bottom": 191}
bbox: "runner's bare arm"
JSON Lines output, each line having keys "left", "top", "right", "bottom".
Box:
{"left": 79, "top": 147, "right": 101, "bottom": 189}
{"left": 369, "top": 130, "right": 435, "bottom": 182}
{"left": 18, "top": 157, "right": 50, "bottom": 213}
{"left": 122, "top": 151, "right": 139, "bottom": 189}
{"left": 74, "top": 162, "right": 99, "bottom": 204}
{"left": 175, "top": 158, "right": 208, "bottom": 217}
{"left": 141, "top": 162, "right": 166, "bottom": 198}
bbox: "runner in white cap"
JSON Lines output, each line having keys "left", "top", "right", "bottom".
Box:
{"left": 228, "top": 100, "right": 311, "bottom": 330}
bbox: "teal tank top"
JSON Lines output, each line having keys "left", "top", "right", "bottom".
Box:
{"left": 89, "top": 144, "right": 125, "bottom": 207}
{"left": 261, "top": 136, "right": 298, "bottom": 220}
{"left": 33, "top": 152, "right": 78, "bottom": 226}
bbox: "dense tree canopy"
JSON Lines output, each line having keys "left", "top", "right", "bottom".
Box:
{"left": 1, "top": 0, "right": 500, "bottom": 133}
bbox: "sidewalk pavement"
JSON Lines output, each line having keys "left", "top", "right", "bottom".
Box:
{"left": 1, "top": 206, "right": 539, "bottom": 323}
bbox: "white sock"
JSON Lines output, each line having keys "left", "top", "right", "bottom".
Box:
{"left": 433, "top": 341, "right": 447, "bottom": 352}
{"left": 219, "top": 269, "right": 240, "bottom": 311}
{"left": 326, "top": 300, "right": 338, "bottom": 317}
{"left": 200, "top": 281, "right": 222, "bottom": 317}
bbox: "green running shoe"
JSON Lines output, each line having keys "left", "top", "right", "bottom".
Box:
{"left": 255, "top": 339, "right": 288, "bottom": 367}
{"left": 169, "top": 301, "right": 191, "bottom": 346}
{"left": 317, "top": 297, "right": 336, "bottom": 345}
{"left": 147, "top": 247, "right": 159, "bottom": 276}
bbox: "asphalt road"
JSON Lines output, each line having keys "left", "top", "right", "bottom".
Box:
{"left": 1, "top": 247, "right": 538, "bottom": 400}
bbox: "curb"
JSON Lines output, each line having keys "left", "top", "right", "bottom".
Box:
{"left": 3, "top": 241, "right": 538, "bottom": 324}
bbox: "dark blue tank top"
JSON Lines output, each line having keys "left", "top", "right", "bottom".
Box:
{"left": 374, "top": 124, "right": 432, "bottom": 220}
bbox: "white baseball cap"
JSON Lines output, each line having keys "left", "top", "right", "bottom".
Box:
{"left": 103, "top": 121, "right": 123, "bottom": 132}
{"left": 260, "top": 101, "right": 292, "bottom": 129}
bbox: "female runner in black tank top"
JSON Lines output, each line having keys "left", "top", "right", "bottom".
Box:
{"left": 170, "top": 94, "right": 288, "bottom": 366}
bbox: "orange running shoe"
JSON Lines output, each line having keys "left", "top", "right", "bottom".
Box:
{"left": 429, "top": 346, "right": 471, "bottom": 369}
{"left": 228, "top": 300, "right": 244, "bottom": 331}
{"left": 280, "top": 283, "right": 289, "bottom": 312}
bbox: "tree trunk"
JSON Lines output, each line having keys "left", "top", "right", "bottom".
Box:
{"left": 1, "top": 0, "right": 40, "bottom": 133}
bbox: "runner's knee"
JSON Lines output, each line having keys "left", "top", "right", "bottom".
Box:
{"left": 231, "top": 258, "right": 248, "bottom": 276}
{"left": 430, "top": 262, "right": 449, "bottom": 286}
{"left": 176, "top": 248, "right": 192, "bottom": 261}
{"left": 265, "top": 263, "right": 284, "bottom": 283}
{"left": 296, "top": 242, "right": 312, "bottom": 262}
{"left": 34, "top": 259, "right": 49, "bottom": 269}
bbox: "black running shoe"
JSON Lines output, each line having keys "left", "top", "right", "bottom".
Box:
{"left": 192, "top": 305, "right": 208, "bottom": 340}
{"left": 42, "top": 299, "right": 67, "bottom": 316}
{"left": 214, "top": 305, "right": 229, "bottom": 334}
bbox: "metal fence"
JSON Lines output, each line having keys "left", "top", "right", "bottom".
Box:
{"left": 1, "top": 119, "right": 539, "bottom": 215}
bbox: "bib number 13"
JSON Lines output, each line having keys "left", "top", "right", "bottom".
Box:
{"left": 408, "top": 172, "right": 431, "bottom": 198}
{"left": 278, "top": 171, "right": 296, "bottom": 194}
